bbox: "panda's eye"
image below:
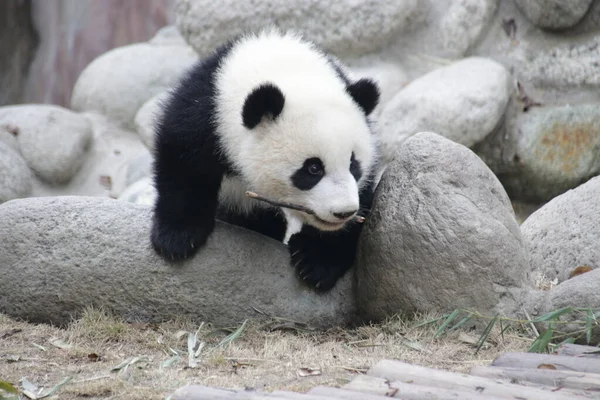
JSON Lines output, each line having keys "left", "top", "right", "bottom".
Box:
{"left": 308, "top": 162, "right": 324, "bottom": 176}
{"left": 291, "top": 157, "right": 325, "bottom": 191}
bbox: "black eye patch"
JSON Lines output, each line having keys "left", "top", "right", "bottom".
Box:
{"left": 291, "top": 157, "right": 324, "bottom": 191}
{"left": 350, "top": 152, "right": 362, "bottom": 181}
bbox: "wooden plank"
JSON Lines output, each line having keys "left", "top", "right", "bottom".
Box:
{"left": 367, "top": 359, "right": 589, "bottom": 399}
{"left": 344, "top": 375, "right": 509, "bottom": 400}
{"left": 554, "top": 343, "right": 600, "bottom": 358}
{"left": 492, "top": 352, "right": 600, "bottom": 374}
{"left": 471, "top": 366, "right": 600, "bottom": 395}
{"left": 308, "top": 385, "right": 392, "bottom": 399}
{"left": 270, "top": 390, "right": 344, "bottom": 399}
{"left": 169, "top": 385, "right": 292, "bottom": 400}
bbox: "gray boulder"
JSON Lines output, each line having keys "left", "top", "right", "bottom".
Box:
{"left": 118, "top": 177, "right": 156, "bottom": 206}
{"left": 0, "top": 124, "right": 20, "bottom": 151}
{"left": 378, "top": 57, "right": 512, "bottom": 166}
{"left": 71, "top": 42, "right": 198, "bottom": 130}
{"left": 523, "top": 268, "right": 600, "bottom": 345}
{"left": 28, "top": 113, "right": 150, "bottom": 199}
{"left": 0, "top": 196, "right": 355, "bottom": 328}
{"left": 521, "top": 176, "right": 600, "bottom": 284}
{"left": 134, "top": 91, "right": 168, "bottom": 150}
{"left": 0, "top": 141, "right": 33, "bottom": 204}
{"left": 514, "top": 0, "right": 593, "bottom": 30}
{"left": 478, "top": 103, "right": 600, "bottom": 202}
{"left": 175, "top": 0, "right": 425, "bottom": 58}
{"left": 356, "top": 132, "right": 530, "bottom": 321}
{"left": 0, "top": 105, "right": 92, "bottom": 184}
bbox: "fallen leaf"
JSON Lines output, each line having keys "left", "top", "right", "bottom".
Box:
{"left": 538, "top": 363, "right": 557, "bottom": 370}
{"left": 569, "top": 265, "right": 593, "bottom": 279}
{"left": 0, "top": 380, "right": 18, "bottom": 394}
{"left": 459, "top": 332, "right": 492, "bottom": 349}
{"left": 87, "top": 353, "right": 101, "bottom": 362}
{"left": 297, "top": 367, "right": 321, "bottom": 377}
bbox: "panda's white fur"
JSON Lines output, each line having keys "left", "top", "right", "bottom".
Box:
{"left": 214, "top": 29, "right": 378, "bottom": 233}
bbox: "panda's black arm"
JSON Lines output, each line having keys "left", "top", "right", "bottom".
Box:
{"left": 150, "top": 139, "right": 225, "bottom": 261}
{"left": 288, "top": 179, "right": 376, "bottom": 291}
{"left": 288, "top": 221, "right": 364, "bottom": 291}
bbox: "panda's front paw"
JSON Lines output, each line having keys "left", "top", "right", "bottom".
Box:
{"left": 150, "top": 222, "right": 213, "bottom": 262}
{"left": 288, "top": 237, "right": 347, "bottom": 292}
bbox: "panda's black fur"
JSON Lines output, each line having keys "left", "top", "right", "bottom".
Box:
{"left": 150, "top": 30, "right": 380, "bottom": 291}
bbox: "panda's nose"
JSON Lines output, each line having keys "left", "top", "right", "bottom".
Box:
{"left": 333, "top": 209, "right": 358, "bottom": 220}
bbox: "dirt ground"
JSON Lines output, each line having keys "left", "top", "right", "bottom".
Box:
{"left": 0, "top": 308, "right": 532, "bottom": 399}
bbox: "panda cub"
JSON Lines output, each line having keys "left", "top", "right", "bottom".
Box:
{"left": 151, "top": 29, "right": 381, "bottom": 291}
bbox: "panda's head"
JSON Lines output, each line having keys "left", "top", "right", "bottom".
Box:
{"left": 238, "top": 77, "right": 380, "bottom": 232}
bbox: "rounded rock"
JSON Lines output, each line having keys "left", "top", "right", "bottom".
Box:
{"left": 176, "top": 0, "right": 425, "bottom": 58}
{"left": 378, "top": 57, "right": 512, "bottom": 166}
{"left": 514, "top": 0, "right": 593, "bottom": 30}
{"left": 0, "top": 196, "right": 355, "bottom": 328}
{"left": 0, "top": 105, "right": 92, "bottom": 184}
{"left": 71, "top": 43, "right": 198, "bottom": 130}
{"left": 356, "top": 132, "right": 529, "bottom": 320}
{"left": 0, "top": 141, "right": 33, "bottom": 204}
{"left": 134, "top": 91, "right": 168, "bottom": 150}
{"left": 521, "top": 176, "right": 600, "bottom": 284}
{"left": 500, "top": 104, "right": 600, "bottom": 202}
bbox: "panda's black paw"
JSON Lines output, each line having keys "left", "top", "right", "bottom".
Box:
{"left": 150, "top": 222, "right": 213, "bottom": 262}
{"left": 288, "top": 236, "right": 348, "bottom": 292}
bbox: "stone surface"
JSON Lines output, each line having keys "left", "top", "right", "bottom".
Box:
{"left": 438, "top": 0, "right": 498, "bottom": 57}
{"left": 176, "top": 0, "right": 426, "bottom": 58}
{"left": 478, "top": 103, "right": 600, "bottom": 202}
{"left": 378, "top": 57, "right": 511, "bottom": 166}
{"left": 0, "top": 125, "right": 20, "bottom": 152}
{"left": 118, "top": 177, "right": 156, "bottom": 206}
{"left": 0, "top": 196, "right": 355, "bottom": 328}
{"left": 521, "top": 176, "right": 600, "bottom": 284}
{"left": 356, "top": 132, "right": 529, "bottom": 321}
{"left": 148, "top": 25, "right": 187, "bottom": 46}
{"left": 70, "top": 42, "right": 198, "bottom": 130}
{"left": 134, "top": 91, "right": 168, "bottom": 149}
{"left": 126, "top": 151, "right": 154, "bottom": 187}
{"left": 524, "top": 268, "right": 600, "bottom": 345}
{"left": 514, "top": 0, "right": 593, "bottom": 30}
{"left": 0, "top": 105, "right": 93, "bottom": 184}
{"left": 0, "top": 142, "right": 33, "bottom": 204}
{"left": 29, "top": 113, "right": 149, "bottom": 199}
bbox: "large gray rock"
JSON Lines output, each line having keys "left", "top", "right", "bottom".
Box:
{"left": 514, "top": 0, "right": 593, "bottom": 30}
{"left": 29, "top": 113, "right": 150, "bottom": 199}
{"left": 356, "top": 132, "right": 530, "bottom": 321}
{"left": 478, "top": 103, "right": 600, "bottom": 202}
{"left": 0, "top": 196, "right": 355, "bottom": 328}
{"left": 438, "top": 0, "right": 498, "bottom": 57}
{"left": 523, "top": 268, "right": 600, "bottom": 345}
{"left": 378, "top": 57, "right": 511, "bottom": 166}
{"left": 521, "top": 176, "right": 600, "bottom": 284}
{"left": 134, "top": 91, "right": 168, "bottom": 150}
{"left": 175, "top": 0, "right": 425, "bottom": 58}
{"left": 0, "top": 105, "right": 92, "bottom": 184}
{"left": 0, "top": 141, "right": 33, "bottom": 204}
{"left": 71, "top": 42, "right": 198, "bottom": 130}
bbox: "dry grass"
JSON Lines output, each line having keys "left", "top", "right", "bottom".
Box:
{"left": 1, "top": 308, "right": 531, "bottom": 399}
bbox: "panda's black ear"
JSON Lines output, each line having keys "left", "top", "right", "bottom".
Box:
{"left": 347, "top": 78, "right": 380, "bottom": 116}
{"left": 242, "top": 83, "right": 285, "bottom": 129}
